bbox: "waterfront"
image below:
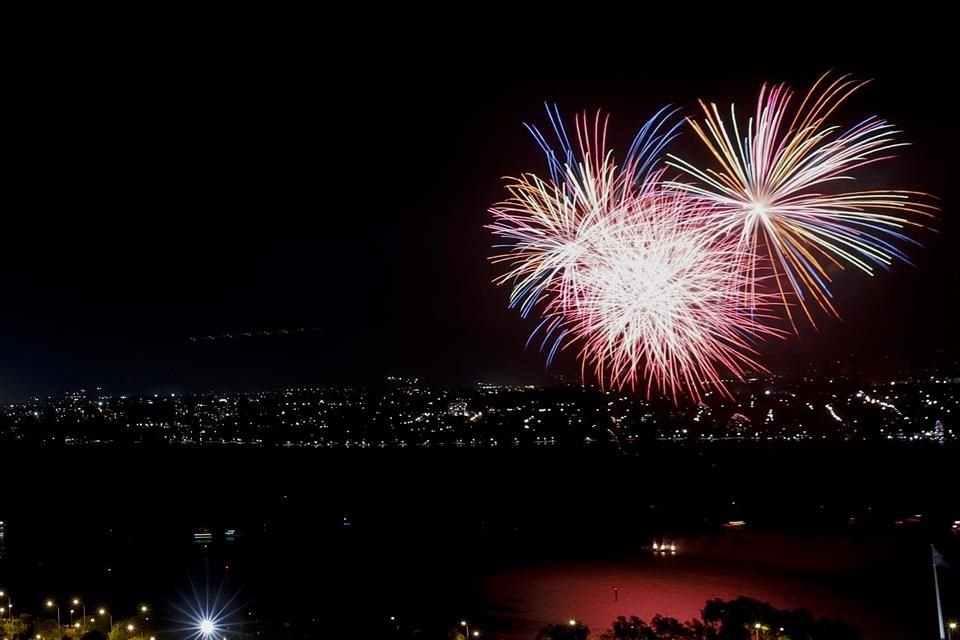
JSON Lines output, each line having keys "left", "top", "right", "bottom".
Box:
{"left": 0, "top": 446, "right": 955, "bottom": 638}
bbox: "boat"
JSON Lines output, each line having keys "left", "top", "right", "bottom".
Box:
{"left": 646, "top": 539, "right": 678, "bottom": 555}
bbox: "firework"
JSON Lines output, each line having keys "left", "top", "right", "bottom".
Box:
{"left": 553, "top": 189, "right": 782, "bottom": 402}
{"left": 488, "top": 107, "right": 779, "bottom": 401}
{"left": 487, "top": 105, "right": 680, "bottom": 321}
{"left": 667, "top": 72, "right": 937, "bottom": 329}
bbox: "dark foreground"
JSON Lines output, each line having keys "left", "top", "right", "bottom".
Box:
{"left": 0, "top": 443, "right": 956, "bottom": 638}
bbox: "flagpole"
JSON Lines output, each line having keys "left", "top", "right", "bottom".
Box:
{"left": 933, "top": 544, "right": 945, "bottom": 640}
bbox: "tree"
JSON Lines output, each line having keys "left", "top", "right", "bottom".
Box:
{"left": 648, "top": 615, "right": 702, "bottom": 639}
{"left": 107, "top": 619, "right": 142, "bottom": 640}
{"left": 35, "top": 618, "right": 60, "bottom": 639}
{"left": 601, "top": 616, "right": 653, "bottom": 640}
{"left": 600, "top": 597, "right": 859, "bottom": 640}
{"left": 701, "top": 596, "right": 858, "bottom": 640}
{"left": 81, "top": 631, "right": 109, "bottom": 640}
{"left": 537, "top": 621, "right": 590, "bottom": 640}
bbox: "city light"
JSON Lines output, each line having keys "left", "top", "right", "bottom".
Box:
{"left": 200, "top": 619, "right": 215, "bottom": 635}
{"left": 0, "top": 381, "right": 953, "bottom": 446}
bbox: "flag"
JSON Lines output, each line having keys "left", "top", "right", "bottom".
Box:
{"left": 933, "top": 546, "right": 952, "bottom": 569}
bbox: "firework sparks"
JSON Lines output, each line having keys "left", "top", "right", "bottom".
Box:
{"left": 487, "top": 105, "right": 680, "bottom": 322}
{"left": 488, "top": 107, "right": 779, "bottom": 402}
{"left": 667, "top": 72, "right": 937, "bottom": 329}
{"left": 556, "top": 190, "right": 782, "bottom": 402}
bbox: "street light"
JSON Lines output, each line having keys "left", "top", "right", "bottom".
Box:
{"left": 754, "top": 622, "right": 762, "bottom": 640}
{"left": 98, "top": 607, "right": 113, "bottom": 631}
{"left": 569, "top": 619, "right": 577, "bottom": 626}
{"left": 139, "top": 604, "right": 151, "bottom": 634}
{"left": 460, "top": 620, "right": 471, "bottom": 640}
{"left": 0, "top": 590, "right": 8, "bottom": 622}
{"left": 200, "top": 618, "right": 215, "bottom": 636}
{"left": 45, "top": 601, "right": 60, "bottom": 632}
{"left": 73, "top": 598, "right": 86, "bottom": 630}
{"left": 948, "top": 621, "right": 957, "bottom": 640}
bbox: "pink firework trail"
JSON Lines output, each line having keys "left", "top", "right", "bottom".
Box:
{"left": 488, "top": 107, "right": 781, "bottom": 402}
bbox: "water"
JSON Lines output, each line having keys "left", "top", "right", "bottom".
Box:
{"left": 0, "top": 445, "right": 956, "bottom": 638}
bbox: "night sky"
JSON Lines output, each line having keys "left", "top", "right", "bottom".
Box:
{"left": 4, "top": 19, "right": 957, "bottom": 400}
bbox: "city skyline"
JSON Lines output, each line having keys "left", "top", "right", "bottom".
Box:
{"left": 3, "top": 368, "right": 955, "bottom": 448}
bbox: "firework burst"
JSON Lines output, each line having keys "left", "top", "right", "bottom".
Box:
{"left": 667, "top": 72, "right": 937, "bottom": 329}
{"left": 487, "top": 105, "right": 680, "bottom": 322}
{"left": 554, "top": 189, "right": 782, "bottom": 402}
{"left": 488, "top": 106, "right": 779, "bottom": 402}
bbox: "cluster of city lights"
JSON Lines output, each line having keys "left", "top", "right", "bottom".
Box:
{"left": 0, "top": 591, "right": 228, "bottom": 640}
{"left": 0, "top": 593, "right": 160, "bottom": 640}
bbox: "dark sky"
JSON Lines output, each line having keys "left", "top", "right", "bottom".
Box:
{"left": 4, "top": 17, "right": 957, "bottom": 400}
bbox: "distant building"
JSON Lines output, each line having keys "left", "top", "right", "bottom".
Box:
{"left": 726, "top": 413, "right": 751, "bottom": 437}
{"left": 447, "top": 401, "right": 469, "bottom": 417}
{"left": 934, "top": 419, "right": 945, "bottom": 441}
{"left": 65, "top": 389, "right": 87, "bottom": 403}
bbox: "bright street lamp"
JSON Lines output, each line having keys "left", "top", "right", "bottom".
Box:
{"left": 73, "top": 598, "right": 86, "bottom": 630}
{"left": 45, "top": 601, "right": 60, "bottom": 632}
{"left": 200, "top": 618, "right": 215, "bottom": 636}
{"left": 98, "top": 608, "right": 113, "bottom": 630}
{"left": 948, "top": 621, "right": 957, "bottom": 640}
